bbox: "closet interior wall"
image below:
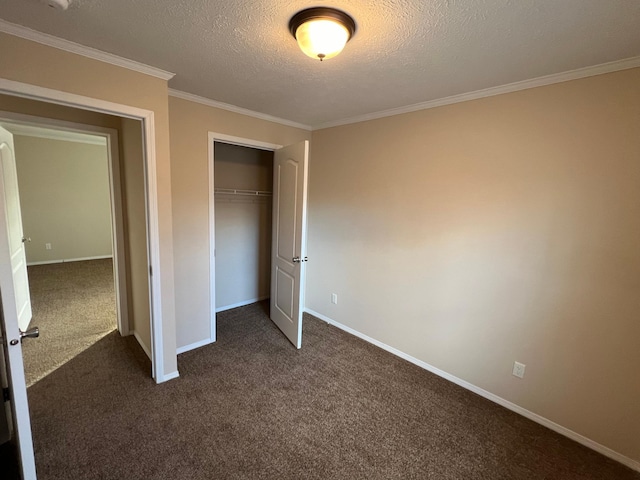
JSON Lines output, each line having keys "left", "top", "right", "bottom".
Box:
{"left": 214, "top": 142, "right": 274, "bottom": 312}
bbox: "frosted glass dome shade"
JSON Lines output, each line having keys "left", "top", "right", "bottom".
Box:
{"left": 289, "top": 7, "right": 356, "bottom": 61}
{"left": 295, "top": 19, "right": 350, "bottom": 60}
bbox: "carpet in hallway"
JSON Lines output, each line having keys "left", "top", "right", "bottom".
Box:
{"left": 22, "top": 259, "right": 117, "bottom": 386}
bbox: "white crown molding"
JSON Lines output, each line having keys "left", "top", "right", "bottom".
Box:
{"left": 314, "top": 55, "right": 640, "bottom": 130}
{"left": 1, "top": 121, "right": 106, "bottom": 145}
{"left": 171, "top": 55, "right": 640, "bottom": 132}
{"left": 5, "top": 12, "right": 632, "bottom": 132}
{"left": 0, "top": 19, "right": 175, "bottom": 81}
{"left": 168, "top": 89, "right": 312, "bottom": 131}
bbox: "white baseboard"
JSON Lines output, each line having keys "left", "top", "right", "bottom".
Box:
{"left": 27, "top": 255, "right": 113, "bottom": 266}
{"left": 304, "top": 308, "right": 640, "bottom": 473}
{"left": 157, "top": 370, "right": 180, "bottom": 383}
{"left": 215, "top": 296, "right": 268, "bottom": 313}
{"left": 177, "top": 337, "right": 215, "bottom": 354}
{"left": 132, "top": 332, "right": 179, "bottom": 384}
{"left": 133, "top": 331, "right": 152, "bottom": 360}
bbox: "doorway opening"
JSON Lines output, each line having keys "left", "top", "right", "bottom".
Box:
{"left": 213, "top": 141, "right": 274, "bottom": 314}
{"left": 0, "top": 80, "right": 170, "bottom": 479}
{"left": 0, "top": 121, "right": 123, "bottom": 386}
{"left": 0, "top": 80, "right": 168, "bottom": 381}
{"left": 208, "top": 133, "right": 309, "bottom": 350}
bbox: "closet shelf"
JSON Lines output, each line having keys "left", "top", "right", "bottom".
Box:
{"left": 214, "top": 188, "right": 272, "bottom": 197}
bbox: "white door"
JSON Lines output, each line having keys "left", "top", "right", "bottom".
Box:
{"left": 270, "top": 140, "right": 309, "bottom": 348}
{"left": 0, "top": 128, "right": 31, "bottom": 332}
{"left": 0, "top": 126, "right": 37, "bottom": 479}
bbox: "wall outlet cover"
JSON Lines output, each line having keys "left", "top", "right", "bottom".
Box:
{"left": 513, "top": 361, "right": 526, "bottom": 379}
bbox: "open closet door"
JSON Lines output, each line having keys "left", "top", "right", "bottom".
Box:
{"left": 270, "top": 140, "right": 309, "bottom": 348}
{"left": 0, "top": 126, "right": 37, "bottom": 479}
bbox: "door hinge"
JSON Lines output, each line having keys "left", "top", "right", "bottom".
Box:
{"left": 149, "top": 266, "right": 152, "bottom": 276}
{"left": 3, "top": 387, "right": 9, "bottom": 403}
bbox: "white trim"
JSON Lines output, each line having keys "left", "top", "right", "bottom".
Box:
{"left": 0, "top": 122, "right": 106, "bottom": 145}
{"left": 133, "top": 331, "right": 152, "bottom": 360}
{"left": 0, "top": 79, "right": 148, "bottom": 120}
{"left": 314, "top": 56, "right": 640, "bottom": 130}
{"left": 208, "top": 133, "right": 216, "bottom": 346}
{"left": 140, "top": 112, "right": 166, "bottom": 383}
{"left": 104, "top": 126, "right": 130, "bottom": 339}
{"left": 27, "top": 255, "right": 113, "bottom": 266}
{"left": 159, "top": 370, "right": 180, "bottom": 382}
{"left": 215, "top": 296, "right": 269, "bottom": 313}
{"left": 0, "top": 78, "right": 170, "bottom": 384}
{"left": 208, "top": 133, "right": 283, "bottom": 350}
{"left": 298, "top": 141, "right": 310, "bottom": 348}
{"left": 8, "top": 11, "right": 630, "bottom": 132}
{"left": 0, "top": 19, "right": 175, "bottom": 81}
{"left": 0, "top": 110, "right": 130, "bottom": 343}
{"left": 209, "top": 132, "right": 282, "bottom": 151}
{"left": 304, "top": 308, "right": 640, "bottom": 473}
{"left": 176, "top": 338, "right": 215, "bottom": 355}
{"left": 170, "top": 89, "right": 312, "bottom": 131}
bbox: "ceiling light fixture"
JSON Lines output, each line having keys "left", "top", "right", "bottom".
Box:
{"left": 289, "top": 7, "right": 356, "bottom": 61}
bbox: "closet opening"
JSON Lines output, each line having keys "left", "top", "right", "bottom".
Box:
{"left": 208, "top": 133, "right": 309, "bottom": 349}
{"left": 213, "top": 141, "right": 274, "bottom": 313}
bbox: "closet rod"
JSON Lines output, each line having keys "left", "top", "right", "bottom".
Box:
{"left": 214, "top": 188, "right": 272, "bottom": 197}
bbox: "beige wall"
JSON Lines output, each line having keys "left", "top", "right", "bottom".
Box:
{"left": 306, "top": 68, "right": 640, "bottom": 462}
{"left": 214, "top": 142, "right": 273, "bottom": 310}
{"left": 14, "top": 136, "right": 112, "bottom": 264}
{"left": 0, "top": 33, "right": 177, "bottom": 376}
{"left": 120, "top": 118, "right": 151, "bottom": 352}
{"left": 168, "top": 96, "right": 310, "bottom": 349}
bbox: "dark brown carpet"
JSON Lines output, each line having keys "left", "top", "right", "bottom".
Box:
{"left": 25, "top": 301, "right": 639, "bottom": 479}
{"left": 22, "top": 259, "right": 117, "bottom": 386}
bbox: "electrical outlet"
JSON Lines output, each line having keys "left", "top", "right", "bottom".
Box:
{"left": 331, "top": 293, "right": 338, "bottom": 305}
{"left": 45, "top": 243, "right": 52, "bottom": 250}
{"left": 512, "top": 361, "right": 526, "bottom": 379}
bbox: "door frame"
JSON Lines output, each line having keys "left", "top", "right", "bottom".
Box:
{"left": 0, "top": 78, "right": 169, "bottom": 383}
{"left": 204, "top": 132, "right": 282, "bottom": 351}
{"left": 0, "top": 111, "right": 130, "bottom": 336}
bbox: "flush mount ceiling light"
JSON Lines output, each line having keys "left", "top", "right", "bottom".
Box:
{"left": 289, "top": 7, "right": 356, "bottom": 61}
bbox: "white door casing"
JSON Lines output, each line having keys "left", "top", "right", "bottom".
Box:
{"left": 270, "top": 140, "right": 309, "bottom": 348}
{"left": 207, "top": 135, "right": 309, "bottom": 351}
{"left": 0, "top": 125, "right": 37, "bottom": 479}
{"left": 0, "top": 78, "right": 174, "bottom": 383}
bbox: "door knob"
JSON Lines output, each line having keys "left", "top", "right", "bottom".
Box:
{"left": 9, "top": 327, "right": 39, "bottom": 346}
{"left": 22, "top": 237, "right": 31, "bottom": 243}
{"left": 292, "top": 256, "right": 308, "bottom": 263}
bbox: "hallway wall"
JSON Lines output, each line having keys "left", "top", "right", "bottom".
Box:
{"left": 14, "top": 135, "right": 112, "bottom": 265}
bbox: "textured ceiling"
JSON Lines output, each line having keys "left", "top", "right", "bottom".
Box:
{"left": 1, "top": 0, "right": 639, "bottom": 127}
